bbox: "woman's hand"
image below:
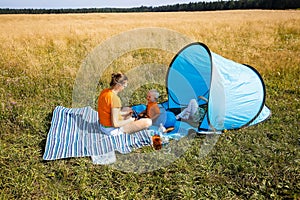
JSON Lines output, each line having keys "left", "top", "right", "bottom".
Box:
{"left": 121, "top": 107, "right": 133, "bottom": 117}
{"left": 112, "top": 108, "right": 135, "bottom": 127}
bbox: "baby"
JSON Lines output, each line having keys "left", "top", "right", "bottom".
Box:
{"left": 138, "top": 89, "right": 160, "bottom": 121}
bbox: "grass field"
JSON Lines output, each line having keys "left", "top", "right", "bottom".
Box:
{"left": 0, "top": 10, "right": 299, "bottom": 199}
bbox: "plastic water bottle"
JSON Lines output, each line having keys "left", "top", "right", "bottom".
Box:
{"left": 158, "top": 123, "right": 170, "bottom": 149}
{"left": 158, "top": 123, "right": 166, "bottom": 135}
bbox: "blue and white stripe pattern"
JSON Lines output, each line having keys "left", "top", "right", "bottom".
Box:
{"left": 43, "top": 106, "right": 151, "bottom": 160}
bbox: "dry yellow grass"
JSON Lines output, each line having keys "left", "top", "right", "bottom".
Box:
{"left": 0, "top": 10, "right": 299, "bottom": 75}
{"left": 1, "top": 10, "right": 299, "bottom": 107}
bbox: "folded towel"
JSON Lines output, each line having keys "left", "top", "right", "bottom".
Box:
{"left": 91, "top": 151, "right": 116, "bottom": 165}
{"left": 43, "top": 106, "right": 151, "bottom": 161}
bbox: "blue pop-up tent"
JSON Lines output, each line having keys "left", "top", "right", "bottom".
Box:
{"left": 165, "top": 42, "right": 271, "bottom": 132}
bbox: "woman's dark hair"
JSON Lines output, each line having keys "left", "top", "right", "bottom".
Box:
{"left": 110, "top": 72, "right": 128, "bottom": 87}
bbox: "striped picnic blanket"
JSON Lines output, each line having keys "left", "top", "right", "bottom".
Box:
{"left": 43, "top": 106, "right": 152, "bottom": 161}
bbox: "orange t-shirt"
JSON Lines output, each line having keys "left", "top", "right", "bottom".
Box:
{"left": 98, "top": 88, "right": 122, "bottom": 127}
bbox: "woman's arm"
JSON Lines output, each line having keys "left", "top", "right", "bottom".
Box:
{"left": 111, "top": 108, "right": 135, "bottom": 127}
{"left": 120, "top": 107, "right": 133, "bottom": 119}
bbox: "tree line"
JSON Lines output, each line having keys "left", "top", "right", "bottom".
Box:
{"left": 1, "top": 0, "right": 299, "bottom": 14}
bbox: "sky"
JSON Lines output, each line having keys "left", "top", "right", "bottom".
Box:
{"left": 0, "top": 0, "right": 215, "bottom": 9}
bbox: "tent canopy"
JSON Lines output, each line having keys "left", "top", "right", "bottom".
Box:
{"left": 166, "top": 42, "right": 271, "bottom": 132}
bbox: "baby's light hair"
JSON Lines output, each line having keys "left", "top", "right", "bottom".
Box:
{"left": 149, "top": 89, "right": 159, "bottom": 100}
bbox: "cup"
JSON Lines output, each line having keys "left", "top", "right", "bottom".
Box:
{"left": 152, "top": 134, "right": 162, "bottom": 150}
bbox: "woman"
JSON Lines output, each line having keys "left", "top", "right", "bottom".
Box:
{"left": 98, "top": 72, "right": 152, "bottom": 135}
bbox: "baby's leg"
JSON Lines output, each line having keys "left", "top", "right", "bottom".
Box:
{"left": 189, "top": 99, "right": 199, "bottom": 118}
{"left": 176, "top": 99, "right": 198, "bottom": 120}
